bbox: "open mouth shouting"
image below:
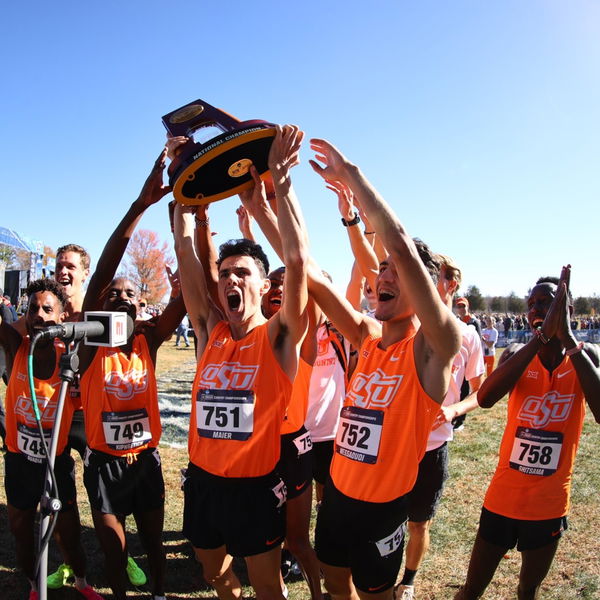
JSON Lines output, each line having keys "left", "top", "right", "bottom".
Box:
{"left": 226, "top": 289, "right": 243, "bottom": 312}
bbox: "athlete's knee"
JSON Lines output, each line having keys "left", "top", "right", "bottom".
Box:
{"left": 408, "top": 519, "right": 430, "bottom": 536}
{"left": 286, "top": 530, "right": 313, "bottom": 558}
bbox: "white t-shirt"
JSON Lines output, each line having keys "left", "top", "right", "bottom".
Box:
{"left": 304, "top": 323, "right": 348, "bottom": 442}
{"left": 426, "top": 320, "right": 484, "bottom": 451}
{"left": 481, "top": 326, "right": 498, "bottom": 357}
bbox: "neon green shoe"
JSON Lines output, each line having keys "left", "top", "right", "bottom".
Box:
{"left": 47, "top": 563, "right": 74, "bottom": 589}
{"left": 126, "top": 556, "right": 147, "bottom": 586}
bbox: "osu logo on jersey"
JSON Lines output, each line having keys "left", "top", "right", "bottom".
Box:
{"left": 347, "top": 368, "right": 404, "bottom": 409}
{"left": 200, "top": 362, "right": 259, "bottom": 390}
{"left": 105, "top": 369, "right": 149, "bottom": 401}
{"left": 518, "top": 390, "right": 575, "bottom": 428}
{"left": 317, "top": 338, "right": 330, "bottom": 356}
{"left": 15, "top": 394, "right": 57, "bottom": 426}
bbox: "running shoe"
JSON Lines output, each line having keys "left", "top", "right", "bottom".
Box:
{"left": 126, "top": 555, "right": 147, "bottom": 586}
{"left": 47, "top": 563, "right": 74, "bottom": 589}
{"left": 77, "top": 585, "right": 104, "bottom": 600}
{"left": 394, "top": 584, "right": 415, "bottom": 600}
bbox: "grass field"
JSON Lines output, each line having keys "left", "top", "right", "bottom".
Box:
{"left": 0, "top": 344, "right": 599, "bottom": 599}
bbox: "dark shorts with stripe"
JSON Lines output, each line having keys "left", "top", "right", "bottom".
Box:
{"left": 479, "top": 506, "right": 568, "bottom": 551}
{"left": 4, "top": 451, "right": 77, "bottom": 511}
{"left": 183, "top": 462, "right": 287, "bottom": 557}
{"left": 315, "top": 478, "right": 407, "bottom": 593}
{"left": 278, "top": 426, "right": 313, "bottom": 500}
{"left": 83, "top": 447, "right": 165, "bottom": 515}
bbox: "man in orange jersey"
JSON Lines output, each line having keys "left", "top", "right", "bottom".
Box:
{"left": 396, "top": 255, "right": 484, "bottom": 600}
{"left": 454, "top": 266, "right": 600, "bottom": 600}
{"left": 173, "top": 125, "right": 308, "bottom": 600}
{"left": 76, "top": 149, "right": 185, "bottom": 600}
{"left": 306, "top": 138, "right": 461, "bottom": 600}
{"left": 0, "top": 279, "right": 103, "bottom": 600}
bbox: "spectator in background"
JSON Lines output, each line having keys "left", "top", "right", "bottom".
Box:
{"left": 3, "top": 295, "right": 18, "bottom": 321}
{"left": 138, "top": 299, "right": 153, "bottom": 320}
{"left": 481, "top": 316, "right": 499, "bottom": 377}
{"left": 503, "top": 314, "right": 513, "bottom": 342}
{"left": 455, "top": 297, "right": 481, "bottom": 336}
{"left": 175, "top": 314, "right": 190, "bottom": 347}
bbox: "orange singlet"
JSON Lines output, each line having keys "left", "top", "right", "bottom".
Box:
{"left": 80, "top": 334, "right": 161, "bottom": 457}
{"left": 189, "top": 321, "right": 293, "bottom": 478}
{"left": 5, "top": 339, "right": 75, "bottom": 461}
{"left": 483, "top": 354, "right": 585, "bottom": 520}
{"left": 330, "top": 334, "right": 438, "bottom": 503}
{"left": 281, "top": 358, "right": 313, "bottom": 435}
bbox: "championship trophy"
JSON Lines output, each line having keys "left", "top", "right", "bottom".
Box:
{"left": 162, "top": 99, "right": 277, "bottom": 205}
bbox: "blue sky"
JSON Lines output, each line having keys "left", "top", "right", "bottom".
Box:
{"left": 2, "top": 1, "right": 598, "bottom": 299}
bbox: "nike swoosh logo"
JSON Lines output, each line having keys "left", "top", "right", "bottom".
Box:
{"left": 240, "top": 343, "right": 255, "bottom": 351}
{"left": 390, "top": 351, "right": 405, "bottom": 362}
{"left": 551, "top": 529, "right": 562, "bottom": 537}
{"left": 266, "top": 537, "right": 281, "bottom": 546}
{"left": 295, "top": 482, "right": 307, "bottom": 491}
{"left": 557, "top": 370, "right": 572, "bottom": 379}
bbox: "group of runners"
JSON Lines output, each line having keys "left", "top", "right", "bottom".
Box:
{"left": 0, "top": 125, "right": 598, "bottom": 600}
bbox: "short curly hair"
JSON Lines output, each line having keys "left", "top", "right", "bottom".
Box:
{"left": 217, "top": 238, "right": 270, "bottom": 278}
{"left": 26, "top": 278, "right": 68, "bottom": 310}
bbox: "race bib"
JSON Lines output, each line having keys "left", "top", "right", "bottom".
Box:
{"left": 102, "top": 408, "right": 152, "bottom": 451}
{"left": 196, "top": 389, "right": 254, "bottom": 441}
{"left": 17, "top": 423, "right": 51, "bottom": 462}
{"left": 293, "top": 430, "right": 313, "bottom": 455}
{"left": 509, "top": 427, "right": 563, "bottom": 476}
{"left": 335, "top": 406, "right": 383, "bottom": 464}
{"left": 375, "top": 521, "right": 405, "bottom": 557}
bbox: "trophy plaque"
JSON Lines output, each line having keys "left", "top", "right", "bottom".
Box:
{"left": 162, "top": 99, "right": 277, "bottom": 205}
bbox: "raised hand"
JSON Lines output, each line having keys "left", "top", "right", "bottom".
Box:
{"left": 326, "top": 180, "right": 355, "bottom": 221}
{"left": 137, "top": 148, "right": 172, "bottom": 207}
{"left": 541, "top": 265, "right": 572, "bottom": 343}
{"left": 236, "top": 205, "right": 254, "bottom": 240}
{"left": 166, "top": 264, "right": 181, "bottom": 297}
{"left": 309, "top": 138, "right": 352, "bottom": 186}
{"left": 268, "top": 125, "right": 304, "bottom": 180}
{"left": 239, "top": 166, "right": 268, "bottom": 215}
{"left": 165, "top": 135, "right": 189, "bottom": 161}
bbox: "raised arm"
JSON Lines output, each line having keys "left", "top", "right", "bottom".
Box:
{"left": 309, "top": 139, "right": 460, "bottom": 361}
{"left": 327, "top": 180, "right": 378, "bottom": 292}
{"left": 82, "top": 149, "right": 172, "bottom": 310}
{"left": 308, "top": 259, "right": 381, "bottom": 349}
{"left": 193, "top": 204, "right": 221, "bottom": 312}
{"left": 173, "top": 202, "right": 219, "bottom": 357}
{"left": 267, "top": 125, "right": 309, "bottom": 349}
{"left": 553, "top": 267, "right": 600, "bottom": 421}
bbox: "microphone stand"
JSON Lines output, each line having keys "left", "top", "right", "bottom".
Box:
{"left": 37, "top": 338, "right": 80, "bottom": 600}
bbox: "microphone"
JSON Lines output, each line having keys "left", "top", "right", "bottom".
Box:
{"left": 34, "top": 312, "right": 134, "bottom": 347}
